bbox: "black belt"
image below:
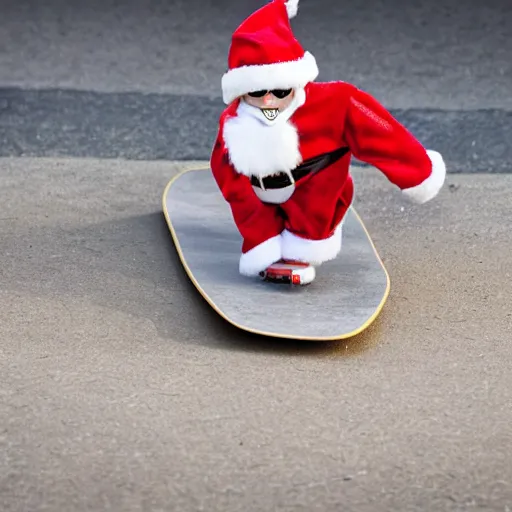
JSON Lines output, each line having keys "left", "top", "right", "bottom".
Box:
{"left": 250, "top": 146, "right": 349, "bottom": 190}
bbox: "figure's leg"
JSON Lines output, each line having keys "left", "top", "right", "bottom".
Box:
{"left": 279, "top": 174, "right": 354, "bottom": 266}
{"left": 281, "top": 221, "right": 344, "bottom": 265}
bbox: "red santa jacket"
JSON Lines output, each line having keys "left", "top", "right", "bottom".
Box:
{"left": 210, "top": 81, "right": 446, "bottom": 273}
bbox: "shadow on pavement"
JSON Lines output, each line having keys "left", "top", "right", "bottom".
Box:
{"left": 2, "top": 201, "right": 386, "bottom": 357}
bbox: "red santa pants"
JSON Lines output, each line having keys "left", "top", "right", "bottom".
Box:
{"left": 277, "top": 168, "right": 354, "bottom": 265}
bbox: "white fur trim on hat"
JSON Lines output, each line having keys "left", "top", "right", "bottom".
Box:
{"left": 239, "top": 235, "right": 282, "bottom": 276}
{"left": 402, "top": 150, "right": 446, "bottom": 204}
{"left": 222, "top": 51, "right": 319, "bottom": 105}
{"left": 281, "top": 222, "right": 343, "bottom": 266}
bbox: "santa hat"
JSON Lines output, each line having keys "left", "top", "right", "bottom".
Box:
{"left": 221, "top": 0, "right": 319, "bottom": 105}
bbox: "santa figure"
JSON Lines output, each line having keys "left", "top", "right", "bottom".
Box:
{"left": 210, "top": 0, "right": 446, "bottom": 284}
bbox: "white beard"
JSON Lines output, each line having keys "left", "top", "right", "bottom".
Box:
{"left": 222, "top": 88, "right": 306, "bottom": 179}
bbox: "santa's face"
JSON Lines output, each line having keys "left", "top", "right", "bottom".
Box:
{"left": 222, "top": 87, "right": 306, "bottom": 204}
{"left": 243, "top": 89, "right": 295, "bottom": 122}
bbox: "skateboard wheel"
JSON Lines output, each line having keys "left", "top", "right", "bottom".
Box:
{"left": 260, "top": 263, "right": 315, "bottom": 285}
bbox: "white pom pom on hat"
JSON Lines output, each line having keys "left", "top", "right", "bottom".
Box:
{"left": 285, "top": 0, "right": 300, "bottom": 18}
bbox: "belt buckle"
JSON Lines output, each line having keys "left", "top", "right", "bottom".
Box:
{"left": 268, "top": 171, "right": 294, "bottom": 189}
{"left": 255, "top": 171, "right": 296, "bottom": 190}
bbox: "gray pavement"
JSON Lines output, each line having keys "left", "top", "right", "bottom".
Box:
{"left": 1, "top": 157, "right": 511, "bottom": 511}
{"left": 1, "top": 0, "right": 512, "bottom": 172}
{"left": 1, "top": 0, "right": 512, "bottom": 510}
{"left": 1, "top": 0, "right": 511, "bottom": 110}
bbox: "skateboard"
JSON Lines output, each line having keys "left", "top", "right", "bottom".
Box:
{"left": 162, "top": 168, "right": 390, "bottom": 341}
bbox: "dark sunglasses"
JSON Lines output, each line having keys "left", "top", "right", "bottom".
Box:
{"left": 247, "top": 88, "right": 292, "bottom": 99}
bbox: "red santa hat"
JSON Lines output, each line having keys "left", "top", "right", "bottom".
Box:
{"left": 221, "top": 0, "right": 319, "bottom": 105}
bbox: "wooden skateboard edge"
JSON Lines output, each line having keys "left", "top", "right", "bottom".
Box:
{"left": 161, "top": 167, "right": 391, "bottom": 341}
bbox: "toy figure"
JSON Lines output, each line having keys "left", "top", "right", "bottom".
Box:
{"left": 210, "top": 0, "right": 446, "bottom": 284}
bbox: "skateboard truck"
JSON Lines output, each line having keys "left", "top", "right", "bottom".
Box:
{"left": 259, "top": 260, "right": 315, "bottom": 285}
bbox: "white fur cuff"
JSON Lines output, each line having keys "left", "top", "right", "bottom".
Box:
{"left": 281, "top": 223, "right": 343, "bottom": 265}
{"left": 239, "top": 235, "right": 282, "bottom": 276}
{"left": 402, "top": 150, "right": 446, "bottom": 204}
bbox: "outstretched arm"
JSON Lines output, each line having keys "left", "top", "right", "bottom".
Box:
{"left": 210, "top": 132, "right": 285, "bottom": 275}
{"left": 344, "top": 87, "right": 446, "bottom": 203}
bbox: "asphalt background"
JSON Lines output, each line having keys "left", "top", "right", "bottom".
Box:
{"left": 1, "top": 1, "right": 512, "bottom": 511}
{"left": 1, "top": 0, "right": 511, "bottom": 170}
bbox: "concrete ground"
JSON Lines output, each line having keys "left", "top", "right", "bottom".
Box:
{"left": 1, "top": 0, "right": 512, "bottom": 510}
{"left": 1, "top": 158, "right": 511, "bottom": 511}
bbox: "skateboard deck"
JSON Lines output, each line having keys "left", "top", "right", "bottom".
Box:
{"left": 162, "top": 168, "right": 390, "bottom": 340}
